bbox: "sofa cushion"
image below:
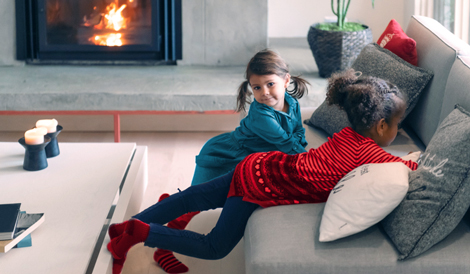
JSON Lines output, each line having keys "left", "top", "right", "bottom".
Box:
{"left": 404, "top": 15, "right": 470, "bottom": 146}
{"left": 304, "top": 102, "right": 348, "bottom": 136}
{"left": 381, "top": 105, "right": 470, "bottom": 260}
{"left": 319, "top": 162, "right": 410, "bottom": 242}
{"left": 440, "top": 55, "right": 470, "bottom": 123}
{"left": 244, "top": 203, "right": 470, "bottom": 274}
{"left": 304, "top": 43, "right": 433, "bottom": 136}
{"left": 378, "top": 19, "right": 418, "bottom": 66}
{"left": 301, "top": 107, "right": 330, "bottom": 149}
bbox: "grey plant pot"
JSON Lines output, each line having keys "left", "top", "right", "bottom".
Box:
{"left": 307, "top": 23, "right": 373, "bottom": 78}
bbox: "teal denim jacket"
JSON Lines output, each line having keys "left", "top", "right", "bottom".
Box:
{"left": 196, "top": 92, "right": 307, "bottom": 170}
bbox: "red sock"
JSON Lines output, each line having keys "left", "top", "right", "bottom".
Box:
{"left": 108, "top": 221, "right": 127, "bottom": 240}
{"left": 154, "top": 249, "right": 189, "bottom": 273}
{"left": 107, "top": 219, "right": 150, "bottom": 259}
{"left": 112, "top": 256, "right": 126, "bottom": 274}
{"left": 108, "top": 193, "right": 170, "bottom": 273}
{"left": 167, "top": 211, "right": 200, "bottom": 230}
{"left": 159, "top": 193, "right": 170, "bottom": 202}
{"left": 109, "top": 192, "right": 168, "bottom": 241}
{"left": 154, "top": 193, "right": 200, "bottom": 273}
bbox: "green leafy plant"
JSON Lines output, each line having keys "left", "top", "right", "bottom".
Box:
{"left": 317, "top": 0, "right": 375, "bottom": 31}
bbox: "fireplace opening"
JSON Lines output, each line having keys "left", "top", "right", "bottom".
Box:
{"left": 16, "top": 0, "right": 182, "bottom": 64}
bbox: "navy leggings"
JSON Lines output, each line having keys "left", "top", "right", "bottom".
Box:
{"left": 132, "top": 170, "right": 260, "bottom": 260}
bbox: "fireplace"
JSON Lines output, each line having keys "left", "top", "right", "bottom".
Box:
{"left": 16, "top": 0, "right": 182, "bottom": 64}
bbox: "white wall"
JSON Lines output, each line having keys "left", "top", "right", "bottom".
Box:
{"left": 0, "top": 1, "right": 22, "bottom": 66}
{"left": 268, "top": 0, "right": 411, "bottom": 40}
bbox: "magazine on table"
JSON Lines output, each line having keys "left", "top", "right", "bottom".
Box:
{"left": 0, "top": 212, "right": 45, "bottom": 253}
{"left": 0, "top": 203, "right": 21, "bottom": 241}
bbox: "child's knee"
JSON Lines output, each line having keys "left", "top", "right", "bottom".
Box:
{"left": 205, "top": 244, "right": 234, "bottom": 260}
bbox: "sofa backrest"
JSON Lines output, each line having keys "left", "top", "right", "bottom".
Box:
{"left": 440, "top": 55, "right": 470, "bottom": 120}
{"left": 405, "top": 15, "right": 470, "bottom": 146}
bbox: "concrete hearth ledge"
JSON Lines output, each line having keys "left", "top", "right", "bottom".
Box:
{"left": 0, "top": 66, "right": 326, "bottom": 113}
{"left": 0, "top": 38, "right": 327, "bottom": 132}
{"left": 0, "top": 39, "right": 327, "bottom": 114}
{"left": 0, "top": 65, "right": 246, "bottom": 112}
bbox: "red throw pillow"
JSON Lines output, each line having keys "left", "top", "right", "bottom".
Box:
{"left": 377, "top": 19, "right": 418, "bottom": 66}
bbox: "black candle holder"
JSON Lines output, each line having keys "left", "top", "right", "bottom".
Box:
{"left": 45, "top": 125, "right": 63, "bottom": 158}
{"left": 19, "top": 136, "right": 51, "bottom": 171}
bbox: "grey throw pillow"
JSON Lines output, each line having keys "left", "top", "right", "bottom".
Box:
{"left": 304, "top": 43, "right": 434, "bottom": 136}
{"left": 381, "top": 105, "right": 470, "bottom": 260}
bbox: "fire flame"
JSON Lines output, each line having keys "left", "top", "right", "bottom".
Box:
{"left": 91, "top": 33, "right": 123, "bottom": 47}
{"left": 87, "top": 2, "right": 130, "bottom": 47}
{"left": 104, "top": 3, "right": 128, "bottom": 31}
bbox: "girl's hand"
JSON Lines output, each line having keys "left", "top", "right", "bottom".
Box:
{"left": 401, "top": 151, "right": 421, "bottom": 162}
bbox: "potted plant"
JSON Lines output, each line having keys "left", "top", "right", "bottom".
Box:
{"left": 307, "top": 0, "right": 374, "bottom": 78}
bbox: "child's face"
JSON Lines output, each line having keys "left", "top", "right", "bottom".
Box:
{"left": 376, "top": 99, "right": 406, "bottom": 147}
{"left": 249, "top": 73, "right": 290, "bottom": 112}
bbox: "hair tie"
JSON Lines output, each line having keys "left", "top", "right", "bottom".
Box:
{"left": 354, "top": 71, "right": 363, "bottom": 78}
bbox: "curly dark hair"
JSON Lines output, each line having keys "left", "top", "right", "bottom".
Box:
{"left": 236, "top": 49, "right": 310, "bottom": 112}
{"left": 326, "top": 69, "right": 406, "bottom": 132}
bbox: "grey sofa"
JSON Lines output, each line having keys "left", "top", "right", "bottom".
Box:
{"left": 244, "top": 15, "right": 470, "bottom": 274}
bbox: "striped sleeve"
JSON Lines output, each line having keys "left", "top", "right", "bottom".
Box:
{"left": 293, "top": 127, "right": 419, "bottom": 200}
{"left": 356, "top": 140, "right": 418, "bottom": 170}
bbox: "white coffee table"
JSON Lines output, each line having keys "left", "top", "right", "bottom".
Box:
{"left": 0, "top": 142, "right": 148, "bottom": 274}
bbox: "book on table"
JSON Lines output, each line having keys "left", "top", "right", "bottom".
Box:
{"left": 0, "top": 211, "right": 45, "bottom": 253}
{"left": 0, "top": 203, "right": 21, "bottom": 241}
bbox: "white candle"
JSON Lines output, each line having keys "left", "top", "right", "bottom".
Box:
{"left": 36, "top": 119, "right": 58, "bottom": 133}
{"left": 24, "top": 127, "right": 48, "bottom": 145}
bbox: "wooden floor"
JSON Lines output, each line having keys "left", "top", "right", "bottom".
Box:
{"left": 0, "top": 130, "right": 247, "bottom": 274}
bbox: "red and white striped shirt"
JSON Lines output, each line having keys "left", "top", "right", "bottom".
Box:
{"left": 228, "top": 127, "right": 418, "bottom": 207}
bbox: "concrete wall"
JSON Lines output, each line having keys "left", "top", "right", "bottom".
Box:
{"left": 180, "top": 0, "right": 268, "bottom": 66}
{"left": 0, "top": 0, "right": 417, "bottom": 65}
{"left": 268, "top": 0, "right": 411, "bottom": 40}
{"left": 0, "top": 0, "right": 268, "bottom": 66}
{"left": 0, "top": 0, "right": 21, "bottom": 66}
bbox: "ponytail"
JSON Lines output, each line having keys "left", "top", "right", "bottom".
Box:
{"left": 236, "top": 80, "right": 251, "bottom": 112}
{"left": 326, "top": 69, "right": 361, "bottom": 108}
{"left": 288, "top": 75, "right": 310, "bottom": 99}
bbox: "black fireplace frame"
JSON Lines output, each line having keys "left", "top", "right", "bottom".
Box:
{"left": 15, "top": 0, "right": 182, "bottom": 64}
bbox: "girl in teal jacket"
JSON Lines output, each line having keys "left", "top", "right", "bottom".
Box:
{"left": 193, "top": 92, "right": 307, "bottom": 185}
{"left": 151, "top": 49, "right": 310, "bottom": 274}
